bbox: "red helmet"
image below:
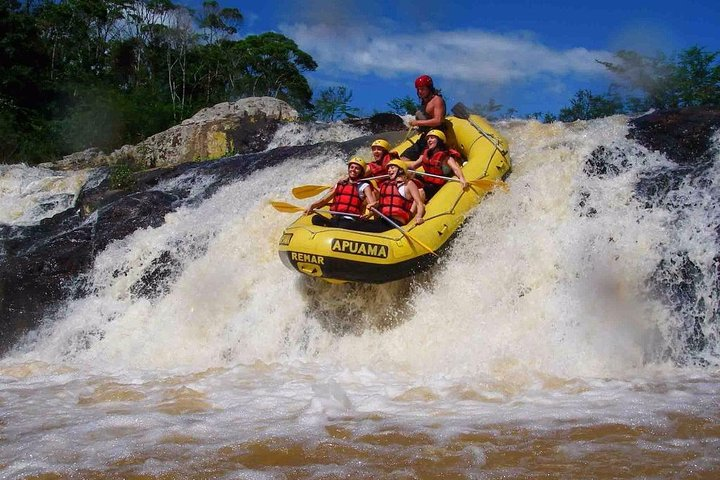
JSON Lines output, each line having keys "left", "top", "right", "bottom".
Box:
{"left": 415, "top": 75, "right": 433, "bottom": 89}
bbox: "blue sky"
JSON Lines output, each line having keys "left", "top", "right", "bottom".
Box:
{"left": 206, "top": 0, "right": 719, "bottom": 116}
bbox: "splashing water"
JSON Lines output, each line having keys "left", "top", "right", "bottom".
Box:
{"left": 0, "top": 164, "right": 102, "bottom": 226}
{"left": 1, "top": 116, "right": 719, "bottom": 478}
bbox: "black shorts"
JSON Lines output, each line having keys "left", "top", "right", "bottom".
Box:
{"left": 422, "top": 183, "right": 442, "bottom": 201}
{"left": 401, "top": 134, "right": 427, "bottom": 161}
{"left": 347, "top": 218, "right": 398, "bottom": 233}
{"left": 311, "top": 214, "right": 359, "bottom": 229}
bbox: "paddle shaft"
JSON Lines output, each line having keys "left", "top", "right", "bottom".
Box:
{"left": 292, "top": 174, "right": 391, "bottom": 199}
{"left": 369, "top": 207, "right": 437, "bottom": 257}
{"left": 314, "top": 209, "right": 363, "bottom": 218}
{"left": 409, "top": 169, "right": 464, "bottom": 184}
{"left": 451, "top": 103, "right": 507, "bottom": 154}
{"left": 409, "top": 169, "right": 508, "bottom": 192}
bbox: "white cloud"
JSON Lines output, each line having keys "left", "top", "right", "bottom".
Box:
{"left": 281, "top": 23, "right": 614, "bottom": 86}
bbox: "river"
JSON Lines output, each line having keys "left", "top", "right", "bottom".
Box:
{"left": 1, "top": 115, "right": 718, "bottom": 478}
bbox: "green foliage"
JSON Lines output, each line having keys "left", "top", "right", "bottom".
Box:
{"left": 313, "top": 86, "right": 359, "bottom": 121}
{"left": 527, "top": 112, "right": 558, "bottom": 123}
{"left": 0, "top": 0, "right": 318, "bottom": 164}
{"left": 387, "top": 95, "right": 419, "bottom": 115}
{"left": 558, "top": 89, "right": 625, "bottom": 122}
{"left": 226, "top": 33, "right": 317, "bottom": 110}
{"left": 109, "top": 163, "right": 136, "bottom": 190}
{"left": 673, "top": 46, "right": 720, "bottom": 107}
{"left": 597, "top": 46, "right": 720, "bottom": 111}
{"left": 597, "top": 50, "right": 678, "bottom": 110}
{"left": 198, "top": 0, "right": 243, "bottom": 43}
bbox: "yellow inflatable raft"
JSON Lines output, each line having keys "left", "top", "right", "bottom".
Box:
{"left": 277, "top": 105, "right": 511, "bottom": 284}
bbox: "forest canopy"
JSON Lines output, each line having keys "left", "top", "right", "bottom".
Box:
{"left": 0, "top": 0, "right": 317, "bottom": 163}
{"left": 2, "top": 0, "right": 719, "bottom": 164}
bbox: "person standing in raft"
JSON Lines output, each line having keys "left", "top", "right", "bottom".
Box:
{"left": 401, "top": 74, "right": 447, "bottom": 163}
{"left": 408, "top": 129, "right": 468, "bottom": 201}
{"left": 351, "top": 159, "right": 426, "bottom": 233}
{"left": 304, "top": 157, "right": 377, "bottom": 229}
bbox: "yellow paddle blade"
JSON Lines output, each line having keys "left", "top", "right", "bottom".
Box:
{"left": 269, "top": 200, "right": 305, "bottom": 213}
{"left": 406, "top": 232, "right": 438, "bottom": 257}
{"left": 469, "top": 178, "right": 509, "bottom": 192}
{"left": 291, "top": 184, "right": 332, "bottom": 199}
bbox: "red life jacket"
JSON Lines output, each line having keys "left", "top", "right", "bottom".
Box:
{"left": 420, "top": 148, "right": 461, "bottom": 186}
{"left": 332, "top": 180, "right": 364, "bottom": 215}
{"left": 379, "top": 180, "right": 413, "bottom": 225}
{"left": 367, "top": 151, "right": 398, "bottom": 178}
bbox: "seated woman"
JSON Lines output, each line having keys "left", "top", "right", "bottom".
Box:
{"left": 366, "top": 138, "right": 398, "bottom": 180}
{"left": 407, "top": 129, "right": 468, "bottom": 201}
{"left": 304, "top": 157, "right": 376, "bottom": 229}
{"left": 351, "top": 159, "right": 425, "bottom": 233}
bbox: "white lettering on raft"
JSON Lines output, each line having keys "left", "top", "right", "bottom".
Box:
{"left": 331, "top": 239, "right": 388, "bottom": 258}
{"left": 290, "top": 252, "right": 325, "bottom": 265}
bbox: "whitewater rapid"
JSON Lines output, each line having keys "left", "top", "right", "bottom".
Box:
{"left": 6, "top": 115, "right": 696, "bottom": 376}
{"left": 1, "top": 116, "right": 718, "bottom": 478}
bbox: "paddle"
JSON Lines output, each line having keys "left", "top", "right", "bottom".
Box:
{"left": 270, "top": 200, "right": 307, "bottom": 213}
{"left": 402, "top": 124, "right": 417, "bottom": 143}
{"left": 291, "top": 185, "right": 333, "bottom": 199}
{"left": 408, "top": 170, "right": 509, "bottom": 192}
{"left": 269, "top": 200, "right": 363, "bottom": 217}
{"left": 451, "top": 103, "right": 508, "bottom": 154}
{"left": 291, "top": 174, "right": 390, "bottom": 199}
{"left": 369, "top": 207, "right": 438, "bottom": 257}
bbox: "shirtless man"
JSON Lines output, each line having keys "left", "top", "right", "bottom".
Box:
{"left": 401, "top": 74, "right": 447, "bottom": 162}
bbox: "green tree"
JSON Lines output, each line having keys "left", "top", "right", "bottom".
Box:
{"left": 314, "top": 86, "right": 359, "bottom": 121}
{"left": 527, "top": 112, "right": 557, "bottom": 123}
{"left": 0, "top": 0, "right": 59, "bottom": 162}
{"left": 596, "top": 46, "right": 720, "bottom": 111}
{"left": 673, "top": 46, "right": 720, "bottom": 107}
{"left": 558, "top": 89, "right": 625, "bottom": 122}
{"left": 226, "top": 32, "right": 317, "bottom": 110}
{"left": 197, "top": 0, "right": 242, "bottom": 43}
{"left": 387, "top": 95, "right": 418, "bottom": 115}
{"left": 1, "top": 1, "right": 321, "bottom": 163}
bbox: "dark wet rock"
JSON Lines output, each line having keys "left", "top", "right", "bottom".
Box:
{"left": 343, "top": 112, "right": 406, "bottom": 134}
{"left": 129, "top": 251, "right": 182, "bottom": 299}
{"left": 626, "top": 107, "right": 720, "bottom": 206}
{"left": 92, "top": 191, "right": 178, "bottom": 253}
{"left": 648, "top": 253, "right": 708, "bottom": 361}
{"left": 629, "top": 107, "right": 720, "bottom": 165}
{"left": 626, "top": 108, "right": 720, "bottom": 364}
{"left": 584, "top": 145, "right": 632, "bottom": 178}
{"left": 0, "top": 191, "right": 177, "bottom": 353}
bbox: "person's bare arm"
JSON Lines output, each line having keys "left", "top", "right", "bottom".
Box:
{"left": 362, "top": 183, "right": 378, "bottom": 214}
{"left": 305, "top": 189, "right": 335, "bottom": 215}
{"left": 410, "top": 96, "right": 446, "bottom": 128}
{"left": 406, "top": 182, "right": 425, "bottom": 224}
{"left": 447, "top": 157, "right": 468, "bottom": 188}
{"left": 407, "top": 157, "right": 423, "bottom": 170}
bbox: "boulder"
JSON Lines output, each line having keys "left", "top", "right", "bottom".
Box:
{"left": 134, "top": 96, "right": 298, "bottom": 168}
{"left": 47, "top": 147, "right": 108, "bottom": 170}
{"left": 47, "top": 97, "right": 299, "bottom": 171}
{"left": 629, "top": 107, "right": 720, "bottom": 165}
{"left": 343, "top": 112, "right": 407, "bottom": 134}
